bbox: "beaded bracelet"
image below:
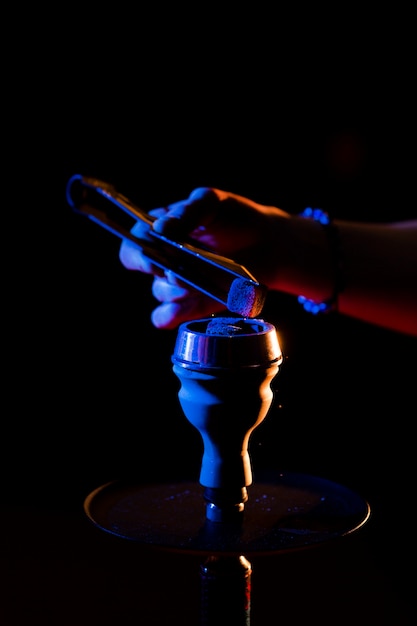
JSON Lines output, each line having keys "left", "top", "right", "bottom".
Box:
{"left": 297, "top": 207, "right": 341, "bottom": 314}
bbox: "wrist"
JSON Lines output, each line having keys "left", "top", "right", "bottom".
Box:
{"left": 296, "top": 208, "right": 342, "bottom": 313}
{"left": 267, "top": 210, "right": 335, "bottom": 303}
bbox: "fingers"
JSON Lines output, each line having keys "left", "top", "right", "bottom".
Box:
{"left": 151, "top": 298, "right": 225, "bottom": 330}
{"left": 150, "top": 274, "right": 225, "bottom": 329}
{"left": 152, "top": 187, "right": 221, "bottom": 239}
{"left": 119, "top": 217, "right": 165, "bottom": 275}
{"left": 151, "top": 272, "right": 190, "bottom": 301}
{"left": 120, "top": 188, "right": 222, "bottom": 272}
{"left": 118, "top": 190, "right": 217, "bottom": 272}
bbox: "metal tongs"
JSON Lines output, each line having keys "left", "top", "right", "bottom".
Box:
{"left": 66, "top": 174, "right": 267, "bottom": 318}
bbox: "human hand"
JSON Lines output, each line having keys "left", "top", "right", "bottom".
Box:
{"left": 119, "top": 187, "right": 286, "bottom": 329}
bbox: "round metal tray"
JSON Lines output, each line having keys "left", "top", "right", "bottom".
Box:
{"left": 84, "top": 471, "right": 370, "bottom": 555}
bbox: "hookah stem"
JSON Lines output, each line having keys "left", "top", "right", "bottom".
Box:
{"left": 200, "top": 553, "right": 252, "bottom": 626}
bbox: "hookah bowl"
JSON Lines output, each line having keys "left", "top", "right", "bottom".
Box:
{"left": 171, "top": 316, "right": 283, "bottom": 523}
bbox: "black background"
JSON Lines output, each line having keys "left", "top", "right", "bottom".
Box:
{"left": 2, "top": 8, "right": 416, "bottom": 625}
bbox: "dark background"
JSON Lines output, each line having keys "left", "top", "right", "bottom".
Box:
{"left": 2, "top": 7, "right": 416, "bottom": 625}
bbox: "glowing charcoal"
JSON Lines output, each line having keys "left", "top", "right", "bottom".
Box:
{"left": 206, "top": 318, "right": 249, "bottom": 335}
{"left": 227, "top": 278, "right": 267, "bottom": 318}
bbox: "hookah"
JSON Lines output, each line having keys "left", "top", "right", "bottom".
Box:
{"left": 68, "top": 176, "right": 371, "bottom": 625}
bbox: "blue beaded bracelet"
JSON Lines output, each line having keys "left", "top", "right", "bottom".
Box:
{"left": 297, "top": 207, "right": 341, "bottom": 314}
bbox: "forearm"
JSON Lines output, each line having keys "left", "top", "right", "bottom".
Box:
{"left": 263, "top": 214, "right": 417, "bottom": 336}
{"left": 263, "top": 213, "right": 336, "bottom": 303}
{"left": 337, "top": 220, "right": 417, "bottom": 335}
